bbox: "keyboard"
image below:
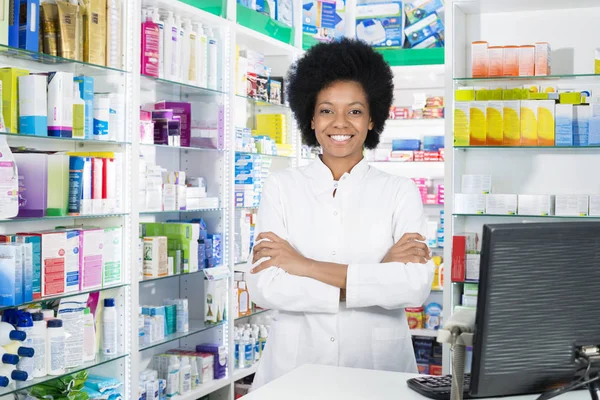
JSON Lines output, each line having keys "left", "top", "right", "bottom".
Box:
{"left": 407, "top": 374, "right": 472, "bottom": 400}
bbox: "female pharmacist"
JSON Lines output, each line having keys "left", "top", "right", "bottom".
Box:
{"left": 245, "top": 39, "right": 434, "bottom": 390}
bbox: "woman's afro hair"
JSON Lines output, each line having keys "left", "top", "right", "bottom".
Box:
{"left": 287, "top": 38, "right": 394, "bottom": 149}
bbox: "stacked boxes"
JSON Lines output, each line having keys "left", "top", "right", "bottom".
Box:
{"left": 235, "top": 153, "right": 271, "bottom": 208}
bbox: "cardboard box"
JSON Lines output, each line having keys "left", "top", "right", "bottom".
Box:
{"left": 485, "top": 194, "right": 517, "bottom": 215}
{"left": 517, "top": 195, "right": 555, "bottom": 216}
{"left": 555, "top": 195, "right": 589, "bottom": 217}
{"left": 461, "top": 175, "right": 492, "bottom": 194}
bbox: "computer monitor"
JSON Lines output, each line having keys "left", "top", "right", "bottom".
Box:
{"left": 470, "top": 222, "right": 600, "bottom": 397}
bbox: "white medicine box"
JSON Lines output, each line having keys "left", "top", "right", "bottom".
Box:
{"left": 485, "top": 194, "right": 517, "bottom": 215}
{"left": 461, "top": 175, "right": 492, "bottom": 194}
{"left": 590, "top": 195, "right": 600, "bottom": 216}
{"left": 518, "top": 195, "right": 555, "bottom": 216}
{"left": 454, "top": 194, "right": 486, "bottom": 214}
{"left": 555, "top": 195, "right": 589, "bottom": 216}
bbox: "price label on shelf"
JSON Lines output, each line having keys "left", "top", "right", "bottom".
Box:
{"left": 203, "top": 265, "right": 230, "bottom": 281}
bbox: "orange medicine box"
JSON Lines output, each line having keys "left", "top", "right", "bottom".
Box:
{"left": 488, "top": 46, "right": 504, "bottom": 77}
{"left": 519, "top": 45, "right": 535, "bottom": 76}
{"left": 471, "top": 41, "right": 489, "bottom": 78}
{"left": 503, "top": 45, "right": 519, "bottom": 76}
{"left": 535, "top": 42, "right": 552, "bottom": 76}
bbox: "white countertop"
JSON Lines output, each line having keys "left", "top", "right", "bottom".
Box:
{"left": 241, "top": 364, "right": 589, "bottom": 400}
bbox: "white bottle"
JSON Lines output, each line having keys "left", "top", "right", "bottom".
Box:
{"left": 0, "top": 322, "right": 26, "bottom": 346}
{"left": 16, "top": 315, "right": 34, "bottom": 380}
{"left": 102, "top": 298, "right": 118, "bottom": 356}
{"left": 0, "top": 364, "right": 28, "bottom": 385}
{"left": 30, "top": 313, "right": 46, "bottom": 378}
{"left": 180, "top": 19, "right": 192, "bottom": 84}
{"left": 253, "top": 326, "right": 261, "bottom": 362}
{"left": 234, "top": 330, "right": 241, "bottom": 369}
{"left": 82, "top": 308, "right": 96, "bottom": 362}
{"left": 152, "top": 8, "right": 165, "bottom": 79}
{"left": 166, "top": 355, "right": 180, "bottom": 398}
{"left": 188, "top": 23, "right": 197, "bottom": 85}
{"left": 163, "top": 11, "right": 178, "bottom": 81}
{"left": 179, "top": 356, "right": 191, "bottom": 394}
{"left": 194, "top": 23, "right": 207, "bottom": 88}
{"left": 205, "top": 28, "right": 218, "bottom": 90}
{"left": 189, "top": 355, "right": 199, "bottom": 389}
{"left": 46, "top": 319, "right": 65, "bottom": 376}
{"left": 241, "top": 330, "right": 253, "bottom": 368}
{"left": 175, "top": 15, "right": 183, "bottom": 82}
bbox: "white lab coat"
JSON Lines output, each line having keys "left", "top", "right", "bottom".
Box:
{"left": 244, "top": 157, "right": 434, "bottom": 390}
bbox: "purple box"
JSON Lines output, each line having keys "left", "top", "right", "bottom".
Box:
{"left": 15, "top": 153, "right": 48, "bottom": 217}
{"left": 196, "top": 343, "right": 227, "bottom": 379}
{"left": 153, "top": 119, "right": 169, "bottom": 145}
{"left": 155, "top": 101, "right": 191, "bottom": 147}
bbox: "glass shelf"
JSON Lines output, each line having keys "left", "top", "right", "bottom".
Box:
{"left": 369, "top": 161, "right": 445, "bottom": 164}
{"left": 140, "top": 320, "right": 227, "bottom": 351}
{"left": 0, "top": 283, "right": 129, "bottom": 312}
{"left": 140, "top": 208, "right": 223, "bottom": 215}
{"left": 5, "top": 353, "right": 128, "bottom": 397}
{"left": 0, "top": 131, "right": 130, "bottom": 145}
{"left": 236, "top": 151, "right": 294, "bottom": 159}
{"left": 453, "top": 213, "right": 600, "bottom": 219}
{"left": 141, "top": 74, "right": 227, "bottom": 96}
{"left": 140, "top": 143, "right": 225, "bottom": 152}
{"left": 139, "top": 270, "right": 203, "bottom": 284}
{"left": 0, "top": 44, "right": 128, "bottom": 75}
{"left": 235, "top": 95, "right": 290, "bottom": 109}
{"left": 455, "top": 145, "right": 600, "bottom": 150}
{"left": 454, "top": 73, "right": 600, "bottom": 85}
{"left": 235, "top": 308, "right": 270, "bottom": 321}
{"left": 0, "top": 212, "right": 128, "bottom": 223}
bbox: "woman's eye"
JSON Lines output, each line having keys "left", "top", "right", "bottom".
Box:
{"left": 349, "top": 110, "right": 362, "bottom": 115}
{"left": 320, "top": 109, "right": 333, "bottom": 114}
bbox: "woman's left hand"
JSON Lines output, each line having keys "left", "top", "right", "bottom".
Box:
{"left": 251, "top": 232, "right": 313, "bottom": 276}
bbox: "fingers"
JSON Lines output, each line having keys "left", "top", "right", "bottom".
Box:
{"left": 398, "top": 233, "right": 426, "bottom": 244}
{"left": 250, "top": 259, "right": 277, "bottom": 274}
{"left": 252, "top": 248, "right": 277, "bottom": 263}
{"left": 252, "top": 240, "right": 278, "bottom": 254}
{"left": 398, "top": 241, "right": 431, "bottom": 257}
{"left": 256, "top": 232, "right": 283, "bottom": 243}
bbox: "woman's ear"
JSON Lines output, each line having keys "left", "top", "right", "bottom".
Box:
{"left": 368, "top": 118, "right": 374, "bottom": 131}
{"left": 311, "top": 119, "right": 315, "bottom": 130}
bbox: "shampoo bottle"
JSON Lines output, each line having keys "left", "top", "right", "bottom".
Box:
{"left": 82, "top": 307, "right": 96, "bottom": 362}
{"left": 175, "top": 15, "right": 183, "bottom": 82}
{"left": 205, "top": 28, "right": 218, "bottom": 90}
{"left": 188, "top": 22, "right": 197, "bottom": 85}
{"left": 102, "top": 298, "right": 118, "bottom": 355}
{"left": 152, "top": 8, "right": 164, "bottom": 79}
{"left": 141, "top": 9, "right": 159, "bottom": 77}
{"left": 194, "top": 23, "right": 207, "bottom": 88}
{"left": 163, "top": 11, "right": 178, "bottom": 81}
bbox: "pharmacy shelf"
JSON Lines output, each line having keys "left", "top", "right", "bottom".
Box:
{"left": 454, "top": 0, "right": 600, "bottom": 14}
{"left": 236, "top": 95, "right": 290, "bottom": 109}
{"left": 0, "top": 283, "right": 129, "bottom": 312}
{"left": 233, "top": 363, "right": 259, "bottom": 381}
{"left": 369, "top": 161, "right": 444, "bottom": 164}
{"left": 235, "top": 23, "right": 298, "bottom": 57}
{"left": 386, "top": 119, "right": 445, "bottom": 128}
{"left": 453, "top": 72, "right": 600, "bottom": 85}
{"left": 140, "top": 319, "right": 227, "bottom": 351}
{"left": 0, "top": 132, "right": 131, "bottom": 145}
{"left": 140, "top": 208, "right": 223, "bottom": 215}
{"left": 453, "top": 213, "right": 600, "bottom": 220}
{"left": 410, "top": 329, "right": 439, "bottom": 338}
{"left": 454, "top": 145, "right": 600, "bottom": 150}
{"left": 235, "top": 308, "right": 270, "bottom": 321}
{"left": 139, "top": 270, "right": 203, "bottom": 284}
{"left": 0, "top": 212, "right": 129, "bottom": 223}
{"left": 3, "top": 353, "right": 128, "bottom": 397}
{"left": 0, "top": 44, "right": 129, "bottom": 75}
{"left": 174, "top": 377, "right": 232, "bottom": 400}
{"left": 236, "top": 151, "right": 294, "bottom": 159}
{"left": 141, "top": 74, "right": 228, "bottom": 97}
{"left": 140, "top": 143, "right": 225, "bottom": 153}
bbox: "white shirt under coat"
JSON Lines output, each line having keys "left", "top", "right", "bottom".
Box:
{"left": 244, "top": 156, "right": 435, "bottom": 390}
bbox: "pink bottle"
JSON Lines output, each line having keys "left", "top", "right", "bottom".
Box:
{"left": 141, "top": 9, "right": 160, "bottom": 77}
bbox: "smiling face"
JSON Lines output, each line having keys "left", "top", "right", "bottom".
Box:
{"left": 311, "top": 80, "right": 374, "bottom": 162}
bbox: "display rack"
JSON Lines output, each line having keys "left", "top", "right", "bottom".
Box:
{"left": 444, "top": 0, "right": 600, "bottom": 374}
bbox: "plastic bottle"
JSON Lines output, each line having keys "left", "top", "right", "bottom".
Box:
{"left": 188, "top": 22, "right": 197, "bottom": 85}
{"left": 194, "top": 22, "right": 207, "bottom": 88}
{"left": 141, "top": 9, "right": 159, "bottom": 77}
{"left": 82, "top": 308, "right": 96, "bottom": 362}
{"left": 16, "top": 313, "right": 34, "bottom": 379}
{"left": 166, "top": 355, "right": 179, "bottom": 398}
{"left": 205, "top": 28, "right": 218, "bottom": 90}
{"left": 0, "top": 348, "right": 19, "bottom": 366}
{"left": 30, "top": 312, "right": 46, "bottom": 378}
{"left": 175, "top": 15, "right": 184, "bottom": 82}
{"left": 0, "top": 322, "right": 26, "bottom": 346}
{"left": 152, "top": 8, "right": 164, "bottom": 79}
{"left": 234, "top": 330, "right": 241, "bottom": 369}
{"left": 253, "top": 326, "right": 261, "bottom": 362}
{"left": 179, "top": 356, "right": 191, "bottom": 394}
{"left": 72, "top": 83, "right": 86, "bottom": 139}
{"left": 241, "top": 330, "right": 253, "bottom": 368}
{"left": 163, "top": 12, "right": 178, "bottom": 81}
{"left": 46, "top": 319, "right": 65, "bottom": 376}
{"left": 0, "top": 364, "right": 28, "bottom": 385}
{"left": 180, "top": 19, "right": 192, "bottom": 84}
{"left": 102, "top": 298, "right": 118, "bottom": 356}
{"left": 260, "top": 325, "right": 269, "bottom": 354}
{"left": 189, "top": 355, "right": 199, "bottom": 389}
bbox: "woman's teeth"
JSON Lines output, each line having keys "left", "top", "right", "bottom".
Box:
{"left": 330, "top": 135, "right": 351, "bottom": 142}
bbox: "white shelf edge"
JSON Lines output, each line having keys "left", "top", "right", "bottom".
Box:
{"left": 233, "top": 363, "right": 259, "bottom": 382}
{"left": 410, "top": 329, "right": 439, "bottom": 338}
{"left": 235, "top": 24, "right": 300, "bottom": 56}
{"left": 174, "top": 377, "right": 232, "bottom": 400}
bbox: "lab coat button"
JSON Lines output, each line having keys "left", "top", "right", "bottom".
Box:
{"left": 333, "top": 211, "right": 338, "bottom": 216}
{"left": 334, "top": 183, "right": 338, "bottom": 188}
{"left": 330, "top": 337, "right": 335, "bottom": 342}
{"left": 332, "top": 251, "right": 336, "bottom": 256}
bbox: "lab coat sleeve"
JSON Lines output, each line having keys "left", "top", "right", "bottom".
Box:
{"left": 346, "top": 179, "right": 435, "bottom": 310}
{"left": 244, "top": 174, "right": 341, "bottom": 314}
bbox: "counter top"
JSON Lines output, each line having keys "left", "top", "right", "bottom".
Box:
{"left": 241, "top": 364, "right": 589, "bottom": 400}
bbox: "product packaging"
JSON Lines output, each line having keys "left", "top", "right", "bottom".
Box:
{"left": 355, "top": 2, "right": 404, "bottom": 48}
{"left": 47, "top": 71, "right": 74, "bottom": 137}
{"left": 18, "top": 74, "right": 47, "bottom": 136}
{"left": 41, "top": 2, "right": 59, "bottom": 56}
{"left": 0, "top": 68, "right": 29, "bottom": 133}
{"left": 82, "top": 0, "right": 107, "bottom": 65}
{"left": 103, "top": 227, "right": 122, "bottom": 286}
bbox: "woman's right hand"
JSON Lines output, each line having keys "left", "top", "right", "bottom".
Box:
{"left": 382, "top": 233, "right": 431, "bottom": 264}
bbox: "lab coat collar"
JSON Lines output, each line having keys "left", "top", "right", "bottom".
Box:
{"left": 305, "top": 155, "right": 370, "bottom": 195}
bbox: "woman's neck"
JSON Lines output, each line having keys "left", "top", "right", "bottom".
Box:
{"left": 321, "top": 153, "right": 363, "bottom": 180}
